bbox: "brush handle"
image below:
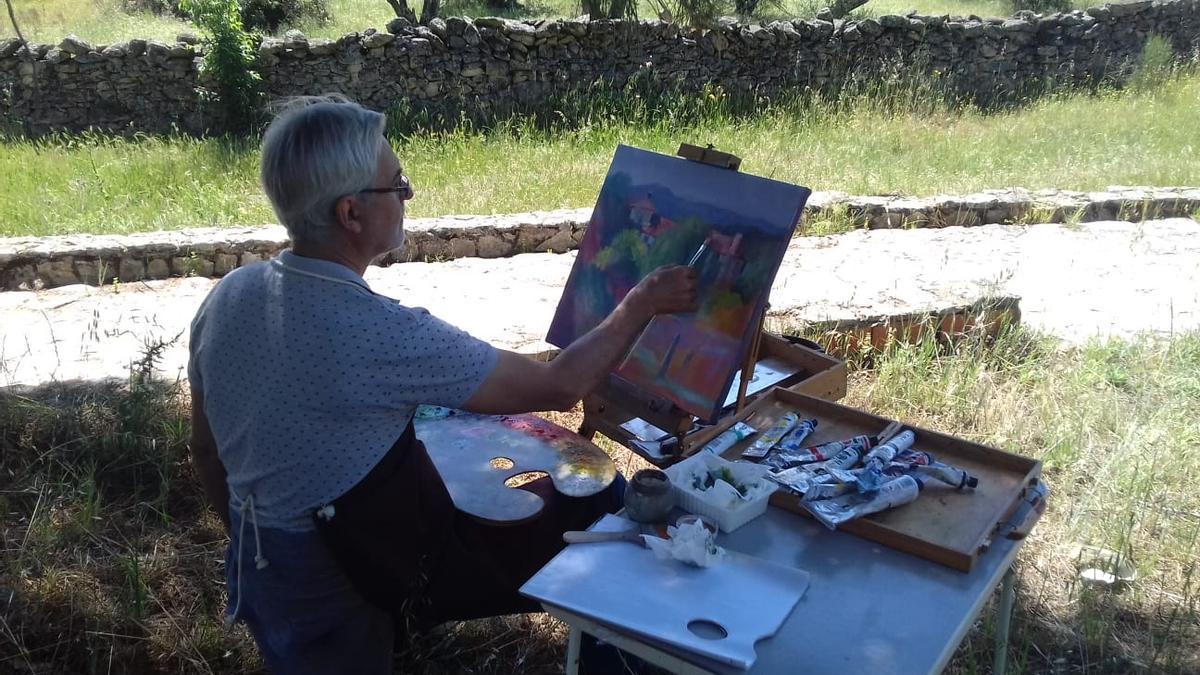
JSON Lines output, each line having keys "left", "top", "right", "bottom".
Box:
{"left": 562, "top": 529, "right": 645, "bottom": 546}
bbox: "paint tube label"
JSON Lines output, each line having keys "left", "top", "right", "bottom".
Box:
{"left": 773, "top": 419, "right": 827, "bottom": 455}
{"left": 863, "top": 431, "right": 915, "bottom": 466}
{"left": 764, "top": 434, "right": 875, "bottom": 472}
{"left": 804, "top": 475, "right": 922, "bottom": 530}
{"left": 742, "top": 412, "right": 800, "bottom": 459}
{"left": 824, "top": 467, "right": 858, "bottom": 483}
{"left": 825, "top": 437, "right": 871, "bottom": 472}
{"left": 857, "top": 430, "right": 918, "bottom": 494}
{"left": 700, "top": 422, "right": 757, "bottom": 456}
{"left": 801, "top": 480, "right": 856, "bottom": 502}
{"left": 767, "top": 466, "right": 818, "bottom": 494}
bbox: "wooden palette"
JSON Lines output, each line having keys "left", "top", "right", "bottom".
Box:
{"left": 415, "top": 407, "right": 617, "bottom": 526}
{"left": 696, "top": 388, "right": 1044, "bottom": 571}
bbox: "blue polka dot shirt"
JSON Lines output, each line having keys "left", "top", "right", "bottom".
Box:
{"left": 188, "top": 250, "right": 498, "bottom": 531}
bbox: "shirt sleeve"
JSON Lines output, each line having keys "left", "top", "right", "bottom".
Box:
{"left": 374, "top": 302, "right": 499, "bottom": 409}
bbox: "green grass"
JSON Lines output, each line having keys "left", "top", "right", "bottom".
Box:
{"left": 2, "top": 327, "right": 1198, "bottom": 672}
{"left": 2, "top": 70, "right": 1198, "bottom": 237}
{"left": 2, "top": 0, "right": 193, "bottom": 45}
{"left": 3, "top": 0, "right": 1044, "bottom": 45}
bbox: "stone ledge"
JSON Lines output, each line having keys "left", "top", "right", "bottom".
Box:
{"left": 2, "top": 187, "right": 1197, "bottom": 291}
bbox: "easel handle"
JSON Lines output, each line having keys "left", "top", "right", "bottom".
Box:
{"left": 677, "top": 143, "right": 742, "bottom": 171}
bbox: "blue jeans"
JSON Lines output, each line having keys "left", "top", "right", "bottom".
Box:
{"left": 226, "top": 512, "right": 394, "bottom": 674}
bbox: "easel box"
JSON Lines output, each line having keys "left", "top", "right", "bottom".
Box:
{"left": 701, "top": 387, "right": 1044, "bottom": 572}
{"left": 579, "top": 334, "right": 847, "bottom": 466}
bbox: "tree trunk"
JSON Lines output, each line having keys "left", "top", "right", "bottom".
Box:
{"left": 581, "top": 0, "right": 604, "bottom": 19}
{"left": 828, "top": 0, "right": 869, "bottom": 18}
{"left": 607, "top": 0, "right": 631, "bottom": 18}
{"left": 384, "top": 0, "right": 417, "bottom": 22}
{"left": 419, "top": 0, "right": 440, "bottom": 23}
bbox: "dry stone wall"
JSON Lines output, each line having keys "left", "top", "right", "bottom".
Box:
{"left": 2, "top": 186, "right": 1196, "bottom": 291}
{"left": 1, "top": 0, "right": 1198, "bottom": 134}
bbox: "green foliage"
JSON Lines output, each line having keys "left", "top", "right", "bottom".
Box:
{"left": 647, "top": 0, "right": 729, "bottom": 27}
{"left": 1009, "top": 0, "right": 1071, "bottom": 14}
{"left": 178, "top": 0, "right": 262, "bottom": 129}
{"left": 240, "top": 0, "right": 331, "bottom": 31}
{"left": 1129, "top": 34, "right": 1177, "bottom": 91}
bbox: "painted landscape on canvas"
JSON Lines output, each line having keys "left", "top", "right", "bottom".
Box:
{"left": 547, "top": 145, "right": 811, "bottom": 421}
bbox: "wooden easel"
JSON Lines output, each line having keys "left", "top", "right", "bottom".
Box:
{"left": 577, "top": 143, "right": 771, "bottom": 464}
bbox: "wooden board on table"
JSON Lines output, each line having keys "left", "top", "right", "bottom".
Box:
{"left": 702, "top": 387, "right": 1042, "bottom": 572}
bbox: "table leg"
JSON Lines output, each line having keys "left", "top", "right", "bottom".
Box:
{"left": 992, "top": 567, "right": 1016, "bottom": 675}
{"left": 565, "top": 626, "right": 583, "bottom": 675}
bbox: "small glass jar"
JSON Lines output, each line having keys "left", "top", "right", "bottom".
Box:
{"left": 624, "top": 469, "right": 675, "bottom": 523}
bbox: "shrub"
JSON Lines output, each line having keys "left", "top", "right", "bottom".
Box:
{"left": 122, "top": 0, "right": 329, "bottom": 32}
{"left": 179, "top": 0, "right": 262, "bottom": 129}
{"left": 1009, "top": 0, "right": 1072, "bottom": 14}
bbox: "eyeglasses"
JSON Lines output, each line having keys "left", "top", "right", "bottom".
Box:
{"left": 358, "top": 174, "right": 413, "bottom": 201}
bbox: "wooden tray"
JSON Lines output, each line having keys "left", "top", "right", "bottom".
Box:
{"left": 701, "top": 387, "right": 1044, "bottom": 571}
{"left": 580, "top": 334, "right": 846, "bottom": 466}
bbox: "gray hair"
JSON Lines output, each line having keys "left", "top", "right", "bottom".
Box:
{"left": 260, "top": 95, "right": 388, "bottom": 244}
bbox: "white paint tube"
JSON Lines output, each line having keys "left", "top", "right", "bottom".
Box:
{"left": 768, "top": 466, "right": 857, "bottom": 501}
{"left": 741, "top": 412, "right": 800, "bottom": 459}
{"left": 803, "top": 475, "right": 922, "bottom": 530}
{"left": 699, "top": 422, "right": 757, "bottom": 456}
{"left": 856, "top": 430, "right": 917, "bottom": 495}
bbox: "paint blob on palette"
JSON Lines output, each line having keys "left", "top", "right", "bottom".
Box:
{"left": 547, "top": 145, "right": 811, "bottom": 422}
{"left": 415, "top": 406, "right": 616, "bottom": 523}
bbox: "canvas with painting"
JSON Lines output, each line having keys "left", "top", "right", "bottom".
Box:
{"left": 547, "top": 145, "right": 811, "bottom": 421}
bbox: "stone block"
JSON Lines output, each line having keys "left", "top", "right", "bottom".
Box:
{"left": 75, "top": 259, "right": 116, "bottom": 285}
{"left": 448, "top": 238, "right": 477, "bottom": 258}
{"left": 146, "top": 257, "right": 171, "bottom": 279}
{"left": 240, "top": 252, "right": 263, "bottom": 266}
{"left": 118, "top": 258, "right": 146, "bottom": 281}
{"left": 539, "top": 230, "right": 576, "bottom": 253}
{"left": 476, "top": 235, "right": 513, "bottom": 258}
{"left": 214, "top": 253, "right": 239, "bottom": 276}
{"left": 417, "top": 236, "right": 451, "bottom": 261}
{"left": 36, "top": 258, "right": 79, "bottom": 287}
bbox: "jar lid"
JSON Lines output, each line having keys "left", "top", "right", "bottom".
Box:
{"left": 631, "top": 468, "right": 671, "bottom": 496}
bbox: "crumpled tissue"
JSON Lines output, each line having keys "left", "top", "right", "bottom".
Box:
{"left": 642, "top": 518, "right": 724, "bottom": 568}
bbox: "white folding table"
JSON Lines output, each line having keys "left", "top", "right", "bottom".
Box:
{"left": 537, "top": 507, "right": 1023, "bottom": 675}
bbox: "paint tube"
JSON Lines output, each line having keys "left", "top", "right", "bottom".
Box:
{"left": 741, "top": 412, "right": 801, "bottom": 459}
{"left": 768, "top": 466, "right": 858, "bottom": 501}
{"left": 855, "top": 430, "right": 917, "bottom": 495}
{"left": 885, "top": 450, "right": 979, "bottom": 490}
{"left": 774, "top": 418, "right": 819, "bottom": 452}
{"left": 913, "top": 463, "right": 979, "bottom": 490}
{"left": 763, "top": 434, "right": 877, "bottom": 472}
{"left": 824, "top": 436, "right": 874, "bottom": 472}
{"left": 803, "top": 475, "right": 922, "bottom": 530}
{"left": 699, "top": 422, "right": 757, "bottom": 456}
{"left": 801, "top": 479, "right": 857, "bottom": 501}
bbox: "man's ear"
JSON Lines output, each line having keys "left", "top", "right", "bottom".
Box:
{"left": 333, "top": 195, "right": 365, "bottom": 235}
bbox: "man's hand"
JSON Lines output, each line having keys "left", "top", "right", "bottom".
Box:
{"left": 624, "top": 265, "right": 700, "bottom": 320}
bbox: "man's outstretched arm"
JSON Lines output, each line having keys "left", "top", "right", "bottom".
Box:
{"left": 462, "top": 265, "right": 698, "bottom": 415}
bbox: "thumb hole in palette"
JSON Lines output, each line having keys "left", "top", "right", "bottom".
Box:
{"left": 687, "top": 619, "right": 729, "bottom": 640}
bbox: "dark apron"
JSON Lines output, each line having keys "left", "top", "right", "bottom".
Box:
{"left": 311, "top": 420, "right": 457, "bottom": 625}
{"left": 313, "top": 419, "right": 623, "bottom": 631}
